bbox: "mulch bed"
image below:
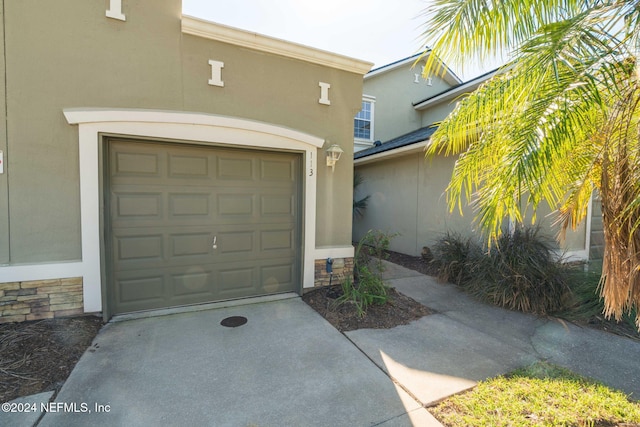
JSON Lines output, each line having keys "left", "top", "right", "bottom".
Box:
{"left": 302, "top": 285, "right": 433, "bottom": 332}
{"left": 0, "top": 316, "right": 103, "bottom": 403}
{"left": 384, "top": 249, "right": 438, "bottom": 276}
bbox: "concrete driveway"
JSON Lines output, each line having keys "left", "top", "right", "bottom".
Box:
{"left": 36, "top": 295, "right": 439, "bottom": 427}
{"left": 7, "top": 261, "right": 640, "bottom": 426}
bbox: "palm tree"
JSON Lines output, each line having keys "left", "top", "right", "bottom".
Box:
{"left": 421, "top": 0, "right": 640, "bottom": 328}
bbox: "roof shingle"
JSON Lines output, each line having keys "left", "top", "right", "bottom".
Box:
{"left": 354, "top": 126, "right": 437, "bottom": 159}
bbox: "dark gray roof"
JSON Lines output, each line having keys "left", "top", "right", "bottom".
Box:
{"left": 354, "top": 126, "right": 437, "bottom": 160}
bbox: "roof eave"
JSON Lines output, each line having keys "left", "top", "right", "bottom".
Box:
{"left": 365, "top": 52, "right": 462, "bottom": 85}
{"left": 413, "top": 69, "right": 499, "bottom": 110}
{"left": 354, "top": 140, "right": 430, "bottom": 165}
{"left": 182, "top": 15, "right": 374, "bottom": 75}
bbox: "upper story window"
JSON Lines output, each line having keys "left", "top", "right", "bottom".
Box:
{"left": 354, "top": 96, "right": 375, "bottom": 141}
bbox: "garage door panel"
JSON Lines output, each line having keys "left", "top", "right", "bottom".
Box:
{"left": 261, "top": 263, "right": 294, "bottom": 293}
{"left": 261, "top": 194, "right": 294, "bottom": 217}
{"left": 113, "top": 151, "right": 161, "bottom": 177}
{"left": 261, "top": 158, "right": 295, "bottom": 181}
{"left": 116, "top": 274, "right": 166, "bottom": 306}
{"left": 114, "top": 192, "right": 163, "bottom": 220}
{"left": 217, "top": 193, "right": 255, "bottom": 216}
{"left": 218, "top": 267, "right": 255, "bottom": 294}
{"left": 112, "top": 226, "right": 296, "bottom": 271}
{"left": 171, "top": 270, "right": 214, "bottom": 297}
{"left": 116, "top": 234, "right": 164, "bottom": 262}
{"left": 171, "top": 232, "right": 212, "bottom": 258}
{"left": 108, "top": 139, "right": 300, "bottom": 315}
{"left": 113, "top": 189, "right": 296, "bottom": 225}
{"left": 217, "top": 231, "right": 254, "bottom": 255}
{"left": 168, "top": 153, "right": 210, "bottom": 178}
{"left": 214, "top": 223, "right": 295, "bottom": 255}
{"left": 260, "top": 229, "right": 293, "bottom": 251}
{"left": 168, "top": 192, "right": 211, "bottom": 217}
{"left": 216, "top": 260, "right": 295, "bottom": 298}
{"left": 217, "top": 156, "right": 254, "bottom": 180}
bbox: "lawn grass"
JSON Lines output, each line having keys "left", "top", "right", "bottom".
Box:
{"left": 429, "top": 361, "right": 640, "bottom": 427}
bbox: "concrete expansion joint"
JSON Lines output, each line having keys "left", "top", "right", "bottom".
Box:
{"left": 528, "top": 318, "right": 552, "bottom": 361}
{"left": 369, "top": 410, "right": 419, "bottom": 426}
{"left": 339, "top": 330, "right": 426, "bottom": 410}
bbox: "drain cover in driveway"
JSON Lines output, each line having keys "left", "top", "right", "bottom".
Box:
{"left": 220, "top": 316, "right": 247, "bottom": 327}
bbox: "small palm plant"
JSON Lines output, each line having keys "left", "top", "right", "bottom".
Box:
{"left": 353, "top": 172, "right": 370, "bottom": 219}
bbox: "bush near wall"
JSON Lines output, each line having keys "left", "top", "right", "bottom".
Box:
{"left": 431, "top": 227, "right": 572, "bottom": 315}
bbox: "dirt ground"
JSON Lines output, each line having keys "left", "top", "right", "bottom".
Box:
{"left": 0, "top": 316, "right": 103, "bottom": 403}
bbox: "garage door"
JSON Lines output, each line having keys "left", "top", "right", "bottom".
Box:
{"left": 107, "top": 139, "right": 301, "bottom": 315}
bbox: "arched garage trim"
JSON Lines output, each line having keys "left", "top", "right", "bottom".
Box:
{"left": 64, "top": 108, "right": 323, "bottom": 313}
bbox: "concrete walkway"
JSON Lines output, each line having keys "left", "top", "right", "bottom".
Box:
{"left": 4, "top": 261, "right": 639, "bottom": 426}
{"left": 352, "top": 261, "right": 640, "bottom": 406}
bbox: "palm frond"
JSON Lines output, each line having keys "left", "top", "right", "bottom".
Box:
{"left": 420, "top": 0, "right": 640, "bottom": 327}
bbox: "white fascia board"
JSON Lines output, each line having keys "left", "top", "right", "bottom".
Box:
{"left": 414, "top": 71, "right": 497, "bottom": 110}
{"left": 366, "top": 53, "right": 461, "bottom": 85}
{"left": 365, "top": 55, "right": 422, "bottom": 79}
{"left": 182, "top": 15, "right": 373, "bottom": 75}
{"left": 354, "top": 140, "right": 430, "bottom": 166}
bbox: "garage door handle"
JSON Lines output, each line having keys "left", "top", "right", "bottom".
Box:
{"left": 212, "top": 236, "right": 217, "bottom": 250}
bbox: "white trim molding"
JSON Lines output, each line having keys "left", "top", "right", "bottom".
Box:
{"left": 208, "top": 60, "right": 224, "bottom": 87}
{"left": 354, "top": 95, "right": 375, "bottom": 142}
{"left": 0, "top": 262, "right": 84, "bottom": 283}
{"left": 106, "top": 0, "right": 126, "bottom": 21}
{"left": 63, "top": 108, "right": 324, "bottom": 313}
{"left": 181, "top": 15, "right": 373, "bottom": 75}
{"left": 315, "top": 246, "right": 355, "bottom": 260}
{"left": 365, "top": 52, "right": 461, "bottom": 85}
{"left": 318, "top": 82, "right": 331, "bottom": 105}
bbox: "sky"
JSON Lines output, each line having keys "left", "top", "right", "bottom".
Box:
{"left": 181, "top": 0, "right": 497, "bottom": 80}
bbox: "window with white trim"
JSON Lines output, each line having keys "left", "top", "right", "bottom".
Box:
{"left": 354, "top": 97, "right": 375, "bottom": 141}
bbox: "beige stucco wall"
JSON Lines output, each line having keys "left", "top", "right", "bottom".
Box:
{"left": 1, "top": 0, "right": 364, "bottom": 264}
{"left": 519, "top": 200, "right": 588, "bottom": 253}
{"left": 354, "top": 151, "right": 474, "bottom": 256}
{"left": 354, "top": 150, "right": 588, "bottom": 257}
{"left": 420, "top": 101, "right": 459, "bottom": 128}
{"left": 4, "top": 0, "right": 182, "bottom": 263}
{"left": 363, "top": 59, "right": 453, "bottom": 143}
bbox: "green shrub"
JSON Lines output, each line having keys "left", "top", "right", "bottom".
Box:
{"left": 337, "top": 230, "right": 395, "bottom": 317}
{"left": 431, "top": 226, "right": 572, "bottom": 315}
{"left": 430, "top": 231, "right": 480, "bottom": 285}
{"left": 338, "top": 267, "right": 388, "bottom": 318}
{"left": 560, "top": 268, "right": 604, "bottom": 319}
{"left": 562, "top": 269, "right": 638, "bottom": 328}
{"left": 470, "top": 226, "right": 572, "bottom": 314}
{"left": 354, "top": 229, "right": 396, "bottom": 280}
